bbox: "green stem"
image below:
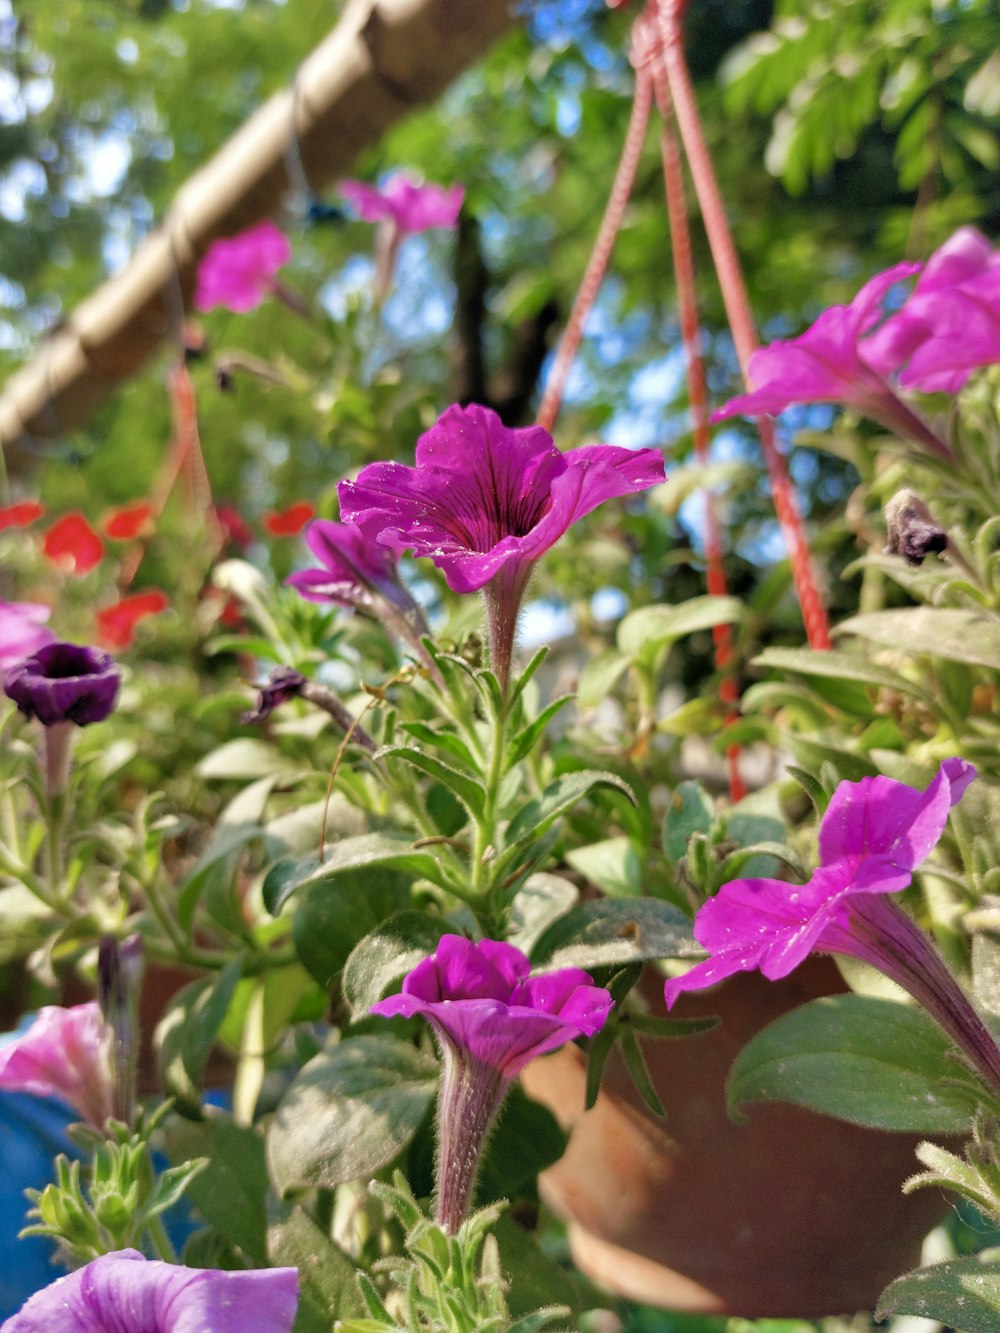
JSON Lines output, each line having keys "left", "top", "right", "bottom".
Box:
{"left": 145, "top": 1213, "right": 177, "bottom": 1264}
{"left": 471, "top": 697, "right": 507, "bottom": 902}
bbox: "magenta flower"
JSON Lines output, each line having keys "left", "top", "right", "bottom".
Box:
{"left": 193, "top": 221, "right": 292, "bottom": 314}
{"left": 339, "top": 174, "right": 464, "bottom": 234}
{"left": 0, "top": 1002, "right": 113, "bottom": 1129}
{"left": 863, "top": 227, "right": 1000, "bottom": 393}
{"left": 286, "top": 519, "right": 411, "bottom": 611}
{"left": 4, "top": 641, "right": 120, "bottom": 727}
{"left": 665, "top": 759, "right": 1000, "bottom": 1096}
{"left": 372, "top": 934, "right": 613, "bottom": 1231}
{"left": 711, "top": 263, "right": 952, "bottom": 460}
{"left": 0, "top": 600, "right": 55, "bottom": 670}
{"left": 2, "top": 1248, "right": 298, "bottom": 1332}
{"left": 339, "top": 403, "right": 664, "bottom": 688}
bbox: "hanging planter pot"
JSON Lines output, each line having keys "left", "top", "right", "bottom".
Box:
{"left": 521, "top": 956, "right": 951, "bottom": 1318}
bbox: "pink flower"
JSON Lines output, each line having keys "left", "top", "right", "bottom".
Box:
{"left": 2, "top": 1248, "right": 298, "bottom": 1332}
{"left": 194, "top": 221, "right": 292, "bottom": 314}
{"left": 339, "top": 174, "right": 464, "bottom": 234}
{"left": 339, "top": 403, "right": 664, "bottom": 688}
{"left": 0, "top": 1002, "right": 114, "bottom": 1129}
{"left": 373, "top": 935, "right": 612, "bottom": 1231}
{"left": 711, "top": 263, "right": 952, "bottom": 460}
{"left": 0, "top": 600, "right": 55, "bottom": 669}
{"left": 863, "top": 227, "right": 1000, "bottom": 393}
{"left": 664, "top": 760, "right": 1000, "bottom": 1096}
{"left": 287, "top": 519, "right": 407, "bottom": 608}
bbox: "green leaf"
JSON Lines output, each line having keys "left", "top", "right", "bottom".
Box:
{"left": 155, "top": 957, "right": 244, "bottom": 1116}
{"left": 752, "top": 645, "right": 936, "bottom": 704}
{"left": 164, "top": 1115, "right": 269, "bottom": 1265}
{"left": 505, "top": 695, "right": 573, "bottom": 771}
{"left": 727, "top": 994, "right": 979, "bottom": 1132}
{"left": 530, "top": 897, "right": 696, "bottom": 971}
{"left": 577, "top": 649, "right": 632, "bottom": 710}
{"left": 342, "top": 911, "right": 451, "bottom": 1018}
{"left": 376, "top": 745, "right": 486, "bottom": 820}
{"left": 267, "top": 1034, "right": 437, "bottom": 1193}
{"left": 196, "top": 739, "right": 294, "bottom": 781}
{"left": 507, "top": 873, "right": 579, "bottom": 957}
{"left": 617, "top": 596, "right": 743, "bottom": 669}
{"left": 267, "top": 1199, "right": 364, "bottom": 1329}
{"left": 501, "top": 770, "right": 636, "bottom": 869}
{"left": 263, "top": 834, "right": 452, "bottom": 915}
{"left": 478, "top": 1085, "right": 565, "bottom": 1202}
{"left": 398, "top": 721, "right": 480, "bottom": 771}
{"left": 837, "top": 607, "right": 1000, "bottom": 672}
{"left": 662, "top": 780, "right": 715, "bottom": 864}
{"left": 565, "top": 837, "right": 641, "bottom": 897}
{"left": 493, "top": 1213, "right": 589, "bottom": 1319}
{"left": 877, "top": 1254, "right": 1000, "bottom": 1331}
{"left": 292, "top": 869, "right": 412, "bottom": 989}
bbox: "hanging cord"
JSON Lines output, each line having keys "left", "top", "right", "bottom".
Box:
{"left": 535, "top": 61, "right": 653, "bottom": 435}
{"left": 641, "top": 25, "right": 744, "bottom": 800}
{"left": 119, "top": 236, "right": 221, "bottom": 591}
{"left": 651, "top": 0, "right": 831, "bottom": 651}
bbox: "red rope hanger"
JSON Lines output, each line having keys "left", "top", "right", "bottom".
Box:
{"left": 537, "top": 0, "right": 832, "bottom": 800}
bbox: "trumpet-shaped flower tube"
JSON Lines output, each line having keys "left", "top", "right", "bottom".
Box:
{"left": 373, "top": 934, "right": 613, "bottom": 1232}
{"left": 0, "top": 1003, "right": 113, "bottom": 1130}
{"left": 1, "top": 1248, "right": 298, "bottom": 1332}
{"left": 339, "top": 403, "right": 664, "bottom": 687}
{"left": 665, "top": 759, "right": 1000, "bottom": 1095}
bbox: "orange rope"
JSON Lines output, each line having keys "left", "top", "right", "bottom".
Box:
{"left": 536, "top": 67, "right": 653, "bottom": 435}
{"left": 651, "top": 0, "right": 831, "bottom": 651}
{"left": 648, "top": 50, "right": 745, "bottom": 800}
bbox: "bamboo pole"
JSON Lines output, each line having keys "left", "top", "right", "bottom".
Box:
{"left": 0, "top": 0, "right": 515, "bottom": 464}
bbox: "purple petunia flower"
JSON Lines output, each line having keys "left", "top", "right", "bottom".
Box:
{"left": 2, "top": 1248, "right": 298, "bottom": 1332}
{"left": 862, "top": 227, "right": 1000, "bottom": 392}
{"left": 339, "top": 175, "right": 464, "bottom": 235}
{"left": 0, "top": 1002, "right": 113, "bottom": 1130}
{"left": 372, "top": 934, "right": 613, "bottom": 1231}
{"left": 0, "top": 600, "right": 55, "bottom": 670}
{"left": 286, "top": 519, "right": 410, "bottom": 611}
{"left": 339, "top": 403, "right": 664, "bottom": 688}
{"left": 711, "top": 263, "right": 952, "bottom": 460}
{"left": 194, "top": 221, "right": 292, "bottom": 314}
{"left": 4, "top": 641, "right": 120, "bottom": 727}
{"left": 665, "top": 759, "right": 1000, "bottom": 1096}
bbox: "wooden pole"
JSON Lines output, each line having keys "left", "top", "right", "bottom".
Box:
{"left": 0, "top": 0, "right": 515, "bottom": 464}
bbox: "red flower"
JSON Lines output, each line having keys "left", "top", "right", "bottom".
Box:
{"left": 0, "top": 501, "right": 45, "bottom": 531}
{"left": 263, "top": 502, "right": 315, "bottom": 537}
{"left": 43, "top": 514, "right": 104, "bottom": 575}
{"left": 96, "top": 591, "right": 169, "bottom": 649}
{"left": 103, "top": 503, "right": 153, "bottom": 541}
{"left": 215, "top": 504, "right": 253, "bottom": 550}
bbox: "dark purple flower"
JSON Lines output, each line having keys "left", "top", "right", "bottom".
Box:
{"left": 193, "top": 221, "right": 291, "bottom": 314}
{"left": 665, "top": 759, "right": 1000, "bottom": 1096}
{"left": 339, "top": 403, "right": 664, "bottom": 688}
{"left": 0, "top": 600, "right": 55, "bottom": 670}
{"left": 4, "top": 641, "right": 120, "bottom": 727}
{"left": 339, "top": 175, "right": 464, "bottom": 235}
{"left": 0, "top": 1002, "right": 113, "bottom": 1129}
{"left": 2, "top": 1248, "right": 298, "bottom": 1332}
{"left": 711, "top": 263, "right": 952, "bottom": 460}
{"left": 863, "top": 227, "right": 1000, "bottom": 393}
{"left": 373, "top": 934, "right": 612, "bottom": 1231}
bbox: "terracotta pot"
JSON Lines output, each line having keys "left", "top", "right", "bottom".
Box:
{"left": 521, "top": 957, "right": 951, "bottom": 1318}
